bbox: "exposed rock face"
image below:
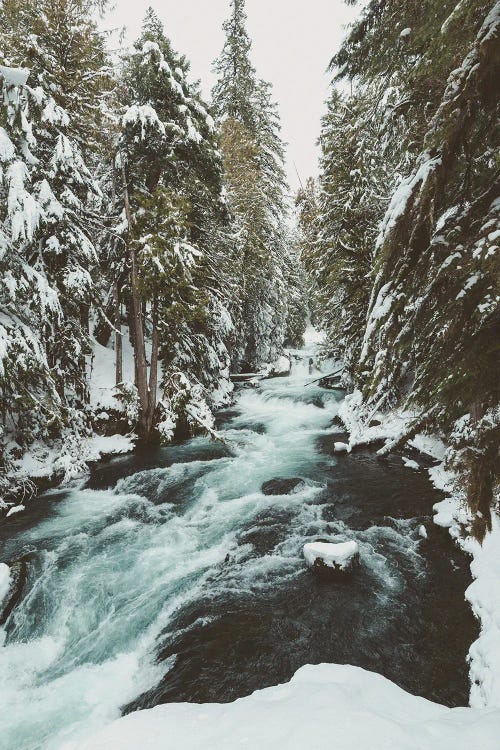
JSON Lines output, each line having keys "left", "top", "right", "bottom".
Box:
{"left": 261, "top": 478, "right": 304, "bottom": 496}
{"left": 303, "top": 541, "right": 360, "bottom": 573}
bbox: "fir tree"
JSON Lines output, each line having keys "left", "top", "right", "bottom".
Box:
{"left": 116, "top": 9, "right": 233, "bottom": 440}
{"left": 213, "top": 0, "right": 302, "bottom": 370}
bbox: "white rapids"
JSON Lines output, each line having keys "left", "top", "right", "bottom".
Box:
{"left": 0, "top": 334, "right": 348, "bottom": 750}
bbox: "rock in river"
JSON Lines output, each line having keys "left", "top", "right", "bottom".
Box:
{"left": 261, "top": 478, "right": 304, "bottom": 496}
{"left": 303, "top": 541, "right": 360, "bottom": 573}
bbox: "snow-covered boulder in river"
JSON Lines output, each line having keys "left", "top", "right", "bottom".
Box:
{"left": 303, "top": 541, "right": 360, "bottom": 572}
{"left": 334, "top": 442, "right": 350, "bottom": 454}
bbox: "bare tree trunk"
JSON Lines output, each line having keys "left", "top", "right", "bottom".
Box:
{"left": 114, "top": 282, "right": 123, "bottom": 386}
{"left": 146, "top": 293, "right": 159, "bottom": 435}
{"left": 121, "top": 160, "right": 149, "bottom": 439}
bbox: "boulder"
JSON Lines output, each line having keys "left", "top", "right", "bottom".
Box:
{"left": 303, "top": 541, "right": 360, "bottom": 573}
{"left": 333, "top": 442, "right": 350, "bottom": 454}
{"left": 261, "top": 478, "right": 304, "bottom": 496}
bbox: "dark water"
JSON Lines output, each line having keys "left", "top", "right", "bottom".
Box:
{"left": 127, "top": 428, "right": 476, "bottom": 711}
{"left": 0, "top": 365, "right": 477, "bottom": 750}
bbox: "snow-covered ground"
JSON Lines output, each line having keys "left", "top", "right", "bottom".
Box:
{"left": 65, "top": 663, "right": 500, "bottom": 750}
{"left": 1, "top": 334, "right": 138, "bottom": 520}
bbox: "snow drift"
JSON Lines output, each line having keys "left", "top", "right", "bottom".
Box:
{"left": 65, "top": 663, "right": 500, "bottom": 750}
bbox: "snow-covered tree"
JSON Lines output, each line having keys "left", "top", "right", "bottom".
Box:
{"left": 1, "top": 0, "right": 110, "bottom": 411}
{"left": 116, "top": 9, "right": 233, "bottom": 440}
{"left": 213, "top": 0, "right": 302, "bottom": 370}
{"left": 0, "top": 66, "right": 63, "bottom": 468}
{"left": 315, "top": 0, "right": 500, "bottom": 535}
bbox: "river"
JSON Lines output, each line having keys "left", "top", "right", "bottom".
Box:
{"left": 0, "top": 344, "right": 477, "bottom": 750}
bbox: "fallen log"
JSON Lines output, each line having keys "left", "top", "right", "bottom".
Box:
{"left": 304, "top": 367, "right": 344, "bottom": 388}
{"left": 230, "top": 373, "right": 263, "bottom": 383}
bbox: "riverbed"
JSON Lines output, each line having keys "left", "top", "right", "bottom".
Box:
{"left": 0, "top": 351, "right": 477, "bottom": 750}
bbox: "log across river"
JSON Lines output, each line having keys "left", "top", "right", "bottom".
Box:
{"left": 0, "top": 345, "right": 478, "bottom": 750}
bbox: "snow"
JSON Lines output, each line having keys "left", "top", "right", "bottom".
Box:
{"left": 402, "top": 457, "right": 420, "bottom": 470}
{"left": 375, "top": 156, "right": 440, "bottom": 250}
{"left": 466, "top": 514, "right": 500, "bottom": 708}
{"left": 399, "top": 27, "right": 411, "bottom": 38}
{"left": 64, "top": 663, "right": 500, "bottom": 750}
{"left": 88, "top": 332, "right": 135, "bottom": 411}
{"left": 334, "top": 441, "right": 350, "bottom": 453}
{"left": 0, "top": 127, "right": 15, "bottom": 160}
{"left": 122, "top": 104, "right": 166, "bottom": 138}
{"left": 6, "top": 505, "right": 26, "bottom": 517}
{"left": 419, "top": 525, "right": 428, "bottom": 539}
{"left": 85, "top": 435, "right": 136, "bottom": 461}
{"left": 0, "top": 563, "right": 10, "bottom": 607}
{"left": 303, "top": 541, "right": 359, "bottom": 571}
{"left": 0, "top": 65, "right": 30, "bottom": 86}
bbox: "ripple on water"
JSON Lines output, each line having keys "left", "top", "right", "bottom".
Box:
{"left": 0, "top": 364, "right": 477, "bottom": 750}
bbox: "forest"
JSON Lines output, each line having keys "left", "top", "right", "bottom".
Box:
{"left": 0, "top": 1, "right": 499, "bottom": 749}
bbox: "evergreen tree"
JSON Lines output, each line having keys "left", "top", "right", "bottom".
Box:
{"left": 116, "top": 9, "right": 233, "bottom": 440}
{"left": 0, "top": 64, "right": 66, "bottom": 488}
{"left": 1, "top": 0, "right": 110, "bottom": 413}
{"left": 213, "top": 0, "right": 302, "bottom": 370}
{"left": 315, "top": 0, "right": 500, "bottom": 535}
{"left": 212, "top": 0, "right": 258, "bottom": 130}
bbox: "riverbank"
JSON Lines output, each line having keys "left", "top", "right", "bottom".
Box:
{"left": 0, "top": 343, "right": 488, "bottom": 749}
{"left": 336, "top": 389, "right": 500, "bottom": 711}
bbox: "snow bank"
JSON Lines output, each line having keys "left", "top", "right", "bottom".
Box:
{"left": 64, "top": 663, "right": 500, "bottom": 750}
{"left": 303, "top": 541, "right": 359, "bottom": 571}
{"left": 465, "top": 514, "right": 500, "bottom": 709}
{"left": 0, "top": 564, "right": 10, "bottom": 608}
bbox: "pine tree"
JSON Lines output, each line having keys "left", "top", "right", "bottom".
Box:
{"left": 212, "top": 0, "right": 258, "bottom": 130}
{"left": 116, "top": 9, "right": 233, "bottom": 440}
{"left": 213, "top": 0, "right": 302, "bottom": 370}
{"left": 0, "top": 65, "right": 63, "bottom": 470}
{"left": 1, "top": 0, "right": 110, "bottom": 413}
{"left": 315, "top": 0, "right": 500, "bottom": 534}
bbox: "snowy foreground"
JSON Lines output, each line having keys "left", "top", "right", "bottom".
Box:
{"left": 66, "top": 664, "right": 500, "bottom": 750}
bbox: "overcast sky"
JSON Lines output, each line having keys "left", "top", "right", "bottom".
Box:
{"left": 104, "top": 1, "right": 359, "bottom": 193}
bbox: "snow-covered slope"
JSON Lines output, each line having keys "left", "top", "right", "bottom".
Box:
{"left": 65, "top": 663, "right": 500, "bottom": 750}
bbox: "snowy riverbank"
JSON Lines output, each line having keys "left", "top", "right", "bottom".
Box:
{"left": 65, "top": 663, "right": 500, "bottom": 750}
{"left": 337, "top": 389, "right": 500, "bottom": 711}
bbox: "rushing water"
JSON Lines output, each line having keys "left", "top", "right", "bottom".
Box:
{"left": 0, "top": 349, "right": 477, "bottom": 750}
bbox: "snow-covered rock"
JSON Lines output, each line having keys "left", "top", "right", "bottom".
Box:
{"left": 64, "top": 663, "right": 500, "bottom": 750}
{"left": 265, "top": 354, "right": 291, "bottom": 378}
{"left": 419, "top": 525, "right": 428, "bottom": 539}
{"left": 303, "top": 541, "right": 360, "bottom": 572}
{"left": 334, "top": 442, "right": 350, "bottom": 453}
{"left": 402, "top": 457, "right": 420, "bottom": 470}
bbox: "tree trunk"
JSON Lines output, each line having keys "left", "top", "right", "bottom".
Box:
{"left": 146, "top": 293, "right": 159, "bottom": 435}
{"left": 121, "top": 160, "right": 149, "bottom": 439}
{"left": 114, "top": 282, "right": 123, "bottom": 386}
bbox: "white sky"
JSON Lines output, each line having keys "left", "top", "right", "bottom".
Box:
{"left": 104, "top": 1, "right": 359, "bottom": 194}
